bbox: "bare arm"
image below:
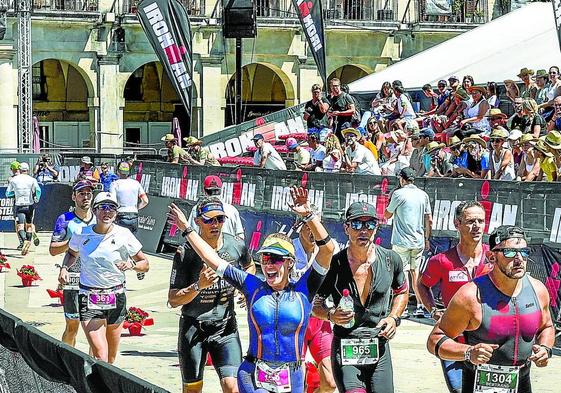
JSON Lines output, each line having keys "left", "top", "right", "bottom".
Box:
{"left": 138, "top": 194, "right": 149, "bottom": 210}
{"left": 49, "top": 240, "right": 69, "bottom": 256}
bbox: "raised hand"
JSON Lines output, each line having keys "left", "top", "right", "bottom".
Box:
{"left": 288, "top": 186, "right": 311, "bottom": 217}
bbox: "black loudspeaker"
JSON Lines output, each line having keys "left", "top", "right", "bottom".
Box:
{"left": 0, "top": 14, "right": 6, "bottom": 40}
{"left": 223, "top": 0, "right": 256, "bottom": 39}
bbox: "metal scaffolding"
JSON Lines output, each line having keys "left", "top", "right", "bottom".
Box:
{"left": 17, "top": 0, "right": 32, "bottom": 152}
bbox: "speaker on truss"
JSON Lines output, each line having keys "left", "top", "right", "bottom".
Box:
{"left": 222, "top": 0, "right": 256, "bottom": 39}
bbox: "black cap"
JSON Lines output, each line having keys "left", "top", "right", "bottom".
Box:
{"left": 345, "top": 202, "right": 378, "bottom": 221}
{"left": 489, "top": 225, "right": 527, "bottom": 250}
{"left": 399, "top": 167, "right": 416, "bottom": 181}
{"left": 252, "top": 134, "right": 264, "bottom": 141}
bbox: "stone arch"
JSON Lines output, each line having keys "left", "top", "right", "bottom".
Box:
{"left": 224, "top": 62, "right": 295, "bottom": 126}
{"left": 31, "top": 55, "right": 95, "bottom": 98}
{"left": 327, "top": 64, "right": 373, "bottom": 86}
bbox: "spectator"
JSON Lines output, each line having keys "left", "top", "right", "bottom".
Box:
{"left": 366, "top": 116, "right": 386, "bottom": 157}
{"left": 322, "top": 133, "right": 343, "bottom": 172}
{"left": 508, "top": 129, "right": 524, "bottom": 171}
{"left": 504, "top": 79, "right": 520, "bottom": 102}
{"left": 487, "top": 108, "right": 508, "bottom": 129}
{"left": 251, "top": 134, "right": 287, "bottom": 170}
{"left": 182, "top": 136, "right": 220, "bottom": 166}
{"left": 161, "top": 133, "right": 187, "bottom": 164}
{"left": 489, "top": 127, "right": 516, "bottom": 180}
{"left": 448, "top": 75, "right": 460, "bottom": 92}
{"left": 460, "top": 86, "right": 491, "bottom": 135}
{"left": 543, "top": 129, "right": 561, "bottom": 170}
{"left": 99, "top": 162, "right": 119, "bottom": 192}
{"left": 521, "top": 99, "right": 545, "bottom": 137}
{"left": 286, "top": 137, "right": 311, "bottom": 171}
{"left": 442, "top": 90, "right": 470, "bottom": 139}
{"left": 534, "top": 140, "right": 557, "bottom": 181}
{"left": 508, "top": 97, "right": 529, "bottom": 131}
{"left": 539, "top": 66, "right": 561, "bottom": 114}
{"left": 327, "top": 77, "right": 355, "bottom": 141}
{"left": 380, "top": 130, "right": 412, "bottom": 175}
{"left": 34, "top": 154, "right": 59, "bottom": 183}
{"left": 303, "top": 84, "right": 330, "bottom": 132}
{"left": 341, "top": 128, "right": 380, "bottom": 175}
{"left": 460, "top": 135, "right": 490, "bottom": 179}
{"left": 371, "top": 81, "right": 395, "bottom": 122}
{"left": 486, "top": 81, "right": 500, "bottom": 108}
{"left": 76, "top": 156, "right": 100, "bottom": 183}
{"left": 417, "top": 84, "right": 438, "bottom": 113}
{"left": 535, "top": 69, "right": 550, "bottom": 105}
{"left": 436, "top": 80, "right": 451, "bottom": 109}
{"left": 392, "top": 86, "right": 417, "bottom": 132}
{"left": 426, "top": 141, "right": 453, "bottom": 177}
{"left": 518, "top": 67, "right": 537, "bottom": 99}
{"left": 546, "top": 96, "right": 561, "bottom": 131}
{"left": 448, "top": 136, "right": 468, "bottom": 176}
{"left": 461, "top": 75, "right": 474, "bottom": 93}
{"left": 303, "top": 133, "right": 326, "bottom": 171}
{"left": 357, "top": 126, "right": 378, "bottom": 160}
{"left": 516, "top": 134, "right": 540, "bottom": 181}
{"left": 409, "top": 127, "right": 433, "bottom": 177}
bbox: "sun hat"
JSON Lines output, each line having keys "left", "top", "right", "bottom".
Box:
{"left": 489, "top": 127, "right": 509, "bottom": 139}
{"left": 535, "top": 69, "right": 548, "bottom": 79}
{"left": 517, "top": 67, "right": 534, "bottom": 78}
{"left": 519, "top": 134, "right": 537, "bottom": 145}
{"left": 183, "top": 136, "right": 202, "bottom": 146}
{"left": 448, "top": 136, "right": 463, "bottom": 147}
{"left": 463, "top": 135, "right": 487, "bottom": 148}
{"left": 468, "top": 86, "right": 487, "bottom": 95}
{"left": 488, "top": 108, "right": 507, "bottom": 119}
{"left": 543, "top": 130, "right": 561, "bottom": 149}
{"left": 286, "top": 137, "right": 299, "bottom": 150}
{"left": 534, "top": 140, "right": 554, "bottom": 157}
{"left": 161, "top": 134, "right": 176, "bottom": 142}
{"left": 426, "top": 141, "right": 445, "bottom": 154}
{"left": 341, "top": 128, "right": 361, "bottom": 139}
{"left": 257, "top": 234, "right": 296, "bottom": 258}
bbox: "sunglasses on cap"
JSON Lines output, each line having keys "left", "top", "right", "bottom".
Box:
{"left": 349, "top": 219, "right": 377, "bottom": 231}
{"left": 201, "top": 215, "right": 226, "bottom": 225}
{"left": 494, "top": 247, "right": 530, "bottom": 259}
{"left": 97, "top": 204, "right": 117, "bottom": 212}
{"left": 261, "top": 253, "right": 288, "bottom": 265}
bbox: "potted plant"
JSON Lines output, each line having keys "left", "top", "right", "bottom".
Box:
{"left": 0, "top": 253, "right": 10, "bottom": 272}
{"left": 123, "top": 306, "right": 154, "bottom": 336}
{"left": 17, "top": 265, "right": 41, "bottom": 287}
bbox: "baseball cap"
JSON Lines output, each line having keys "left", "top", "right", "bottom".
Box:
{"left": 345, "top": 202, "right": 378, "bottom": 221}
{"left": 81, "top": 156, "right": 93, "bottom": 164}
{"left": 252, "top": 134, "right": 264, "bottom": 141}
{"left": 10, "top": 161, "right": 20, "bottom": 171}
{"left": 19, "top": 162, "right": 29, "bottom": 171}
{"left": 203, "top": 175, "right": 223, "bottom": 190}
{"left": 257, "top": 234, "right": 296, "bottom": 258}
{"left": 286, "top": 137, "right": 298, "bottom": 150}
{"left": 448, "top": 75, "right": 459, "bottom": 81}
{"left": 196, "top": 199, "right": 226, "bottom": 219}
{"left": 117, "top": 162, "right": 130, "bottom": 173}
{"left": 399, "top": 167, "right": 416, "bottom": 181}
{"left": 489, "top": 225, "right": 527, "bottom": 250}
{"left": 438, "top": 80, "right": 447, "bottom": 86}
{"left": 73, "top": 180, "right": 94, "bottom": 192}
{"left": 92, "top": 192, "right": 119, "bottom": 208}
{"left": 419, "top": 127, "right": 435, "bottom": 139}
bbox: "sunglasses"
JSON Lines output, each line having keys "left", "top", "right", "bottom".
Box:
{"left": 261, "top": 253, "right": 287, "bottom": 265}
{"left": 97, "top": 204, "right": 117, "bottom": 212}
{"left": 494, "top": 247, "right": 530, "bottom": 259}
{"left": 490, "top": 139, "right": 504, "bottom": 143}
{"left": 349, "top": 219, "right": 377, "bottom": 231}
{"left": 411, "top": 137, "right": 420, "bottom": 141}
{"left": 201, "top": 215, "right": 226, "bottom": 225}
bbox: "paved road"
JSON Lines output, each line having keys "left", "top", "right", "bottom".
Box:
{"left": 1, "top": 232, "right": 559, "bottom": 392}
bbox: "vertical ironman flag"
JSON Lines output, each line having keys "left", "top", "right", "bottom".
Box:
{"left": 292, "top": 0, "right": 327, "bottom": 85}
{"left": 138, "top": 0, "right": 193, "bottom": 118}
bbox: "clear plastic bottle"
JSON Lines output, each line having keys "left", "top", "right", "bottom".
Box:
{"left": 339, "top": 289, "right": 355, "bottom": 328}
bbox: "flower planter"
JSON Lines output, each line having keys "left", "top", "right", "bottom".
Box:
{"left": 22, "top": 278, "right": 33, "bottom": 287}
{"left": 122, "top": 317, "right": 154, "bottom": 336}
{"left": 46, "top": 289, "right": 64, "bottom": 305}
{"left": 17, "top": 265, "right": 41, "bottom": 287}
{"left": 128, "top": 324, "right": 143, "bottom": 336}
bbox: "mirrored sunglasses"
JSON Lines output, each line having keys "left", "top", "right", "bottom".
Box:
{"left": 349, "top": 219, "right": 377, "bottom": 231}
{"left": 495, "top": 247, "right": 530, "bottom": 259}
{"left": 261, "top": 253, "right": 287, "bottom": 265}
{"left": 201, "top": 215, "right": 226, "bottom": 225}
{"left": 97, "top": 204, "right": 117, "bottom": 212}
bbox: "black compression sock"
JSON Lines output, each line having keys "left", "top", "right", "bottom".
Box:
{"left": 18, "top": 230, "right": 26, "bottom": 244}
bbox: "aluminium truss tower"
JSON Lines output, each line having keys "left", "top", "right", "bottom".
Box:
{"left": 17, "top": 0, "right": 31, "bottom": 152}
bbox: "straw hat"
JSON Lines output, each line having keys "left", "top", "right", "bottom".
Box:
{"left": 463, "top": 135, "right": 487, "bottom": 148}
{"left": 488, "top": 108, "right": 507, "bottom": 119}
{"left": 426, "top": 141, "right": 445, "bottom": 154}
{"left": 341, "top": 128, "right": 361, "bottom": 139}
{"left": 543, "top": 130, "right": 561, "bottom": 149}
{"left": 161, "top": 133, "right": 176, "bottom": 142}
{"left": 468, "top": 86, "right": 487, "bottom": 95}
{"left": 517, "top": 67, "right": 534, "bottom": 78}
{"left": 519, "top": 134, "right": 537, "bottom": 145}
{"left": 183, "top": 136, "right": 203, "bottom": 146}
{"left": 535, "top": 140, "right": 554, "bottom": 157}
{"left": 489, "top": 127, "right": 509, "bottom": 139}
{"left": 448, "top": 136, "right": 462, "bottom": 147}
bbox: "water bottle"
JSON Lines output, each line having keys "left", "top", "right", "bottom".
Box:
{"left": 339, "top": 289, "right": 355, "bottom": 328}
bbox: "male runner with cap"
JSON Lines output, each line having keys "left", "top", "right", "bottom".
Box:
{"left": 186, "top": 175, "right": 244, "bottom": 240}
{"left": 51, "top": 180, "right": 96, "bottom": 346}
{"left": 168, "top": 197, "right": 254, "bottom": 393}
{"left": 385, "top": 166, "right": 432, "bottom": 318}
{"left": 417, "top": 201, "right": 491, "bottom": 393}
{"left": 313, "top": 202, "right": 408, "bottom": 393}
{"left": 6, "top": 162, "right": 41, "bottom": 255}
{"left": 427, "top": 225, "right": 555, "bottom": 393}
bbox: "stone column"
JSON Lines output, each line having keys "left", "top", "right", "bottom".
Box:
{"left": 0, "top": 47, "right": 18, "bottom": 151}
{"left": 199, "top": 56, "right": 225, "bottom": 136}
{"left": 97, "top": 54, "right": 124, "bottom": 153}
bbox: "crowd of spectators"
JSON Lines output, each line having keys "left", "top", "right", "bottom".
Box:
{"left": 244, "top": 67, "right": 561, "bottom": 181}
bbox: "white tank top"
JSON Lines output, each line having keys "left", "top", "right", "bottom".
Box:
{"left": 491, "top": 149, "right": 515, "bottom": 180}
{"left": 466, "top": 99, "right": 490, "bottom": 133}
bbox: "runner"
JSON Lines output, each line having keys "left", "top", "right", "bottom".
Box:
{"left": 167, "top": 186, "right": 335, "bottom": 393}
{"left": 312, "top": 201, "right": 409, "bottom": 393}
{"left": 58, "top": 192, "right": 149, "bottom": 363}
{"left": 168, "top": 197, "right": 254, "bottom": 393}
{"left": 6, "top": 162, "right": 41, "bottom": 255}
{"left": 50, "top": 180, "right": 96, "bottom": 347}
{"left": 427, "top": 225, "right": 555, "bottom": 393}
{"left": 417, "top": 201, "right": 491, "bottom": 393}
{"left": 110, "top": 161, "right": 149, "bottom": 280}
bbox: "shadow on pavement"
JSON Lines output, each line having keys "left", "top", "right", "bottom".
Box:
{"left": 121, "top": 350, "right": 178, "bottom": 358}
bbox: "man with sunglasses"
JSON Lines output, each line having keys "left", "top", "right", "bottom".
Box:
{"left": 52, "top": 180, "right": 96, "bottom": 347}
{"left": 428, "top": 225, "right": 555, "bottom": 393}
{"left": 385, "top": 167, "right": 432, "bottom": 318}
{"left": 341, "top": 128, "right": 380, "bottom": 175}
{"left": 313, "top": 202, "right": 408, "bottom": 393}
{"left": 417, "top": 201, "right": 491, "bottom": 393}
{"left": 304, "top": 83, "right": 330, "bottom": 130}
{"left": 409, "top": 127, "right": 434, "bottom": 177}
{"left": 168, "top": 197, "right": 254, "bottom": 393}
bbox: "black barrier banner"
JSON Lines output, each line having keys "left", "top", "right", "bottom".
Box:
{"left": 138, "top": 0, "right": 193, "bottom": 119}
{"left": 132, "top": 161, "right": 561, "bottom": 245}
{"left": 136, "top": 195, "right": 172, "bottom": 253}
{"left": 202, "top": 104, "right": 306, "bottom": 159}
{"left": 292, "top": 0, "right": 327, "bottom": 85}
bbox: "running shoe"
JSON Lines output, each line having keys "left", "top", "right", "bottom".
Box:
{"left": 402, "top": 308, "right": 410, "bottom": 318}
{"left": 16, "top": 244, "right": 23, "bottom": 251}
{"left": 32, "top": 232, "right": 40, "bottom": 246}
{"left": 21, "top": 240, "right": 31, "bottom": 256}
{"left": 414, "top": 306, "right": 425, "bottom": 318}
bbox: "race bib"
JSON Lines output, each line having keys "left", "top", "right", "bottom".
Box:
{"left": 449, "top": 270, "right": 469, "bottom": 282}
{"left": 87, "top": 290, "right": 117, "bottom": 311}
{"left": 63, "top": 272, "right": 80, "bottom": 291}
{"left": 474, "top": 364, "right": 520, "bottom": 393}
{"left": 254, "top": 360, "right": 291, "bottom": 393}
{"left": 340, "top": 337, "right": 379, "bottom": 365}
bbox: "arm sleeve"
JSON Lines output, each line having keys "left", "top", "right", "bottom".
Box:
{"left": 316, "top": 265, "right": 335, "bottom": 299}
{"left": 50, "top": 214, "right": 69, "bottom": 242}
{"left": 390, "top": 250, "right": 408, "bottom": 294}
{"left": 34, "top": 180, "right": 42, "bottom": 202}
{"left": 218, "top": 263, "right": 261, "bottom": 296}
{"left": 420, "top": 255, "right": 442, "bottom": 287}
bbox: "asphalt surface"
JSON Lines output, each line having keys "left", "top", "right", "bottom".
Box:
{"left": 0, "top": 232, "right": 559, "bottom": 393}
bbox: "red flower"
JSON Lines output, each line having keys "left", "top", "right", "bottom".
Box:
{"left": 125, "top": 306, "right": 150, "bottom": 323}
{"left": 17, "top": 265, "right": 41, "bottom": 280}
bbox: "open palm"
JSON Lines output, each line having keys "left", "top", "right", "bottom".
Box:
{"left": 289, "top": 186, "right": 310, "bottom": 216}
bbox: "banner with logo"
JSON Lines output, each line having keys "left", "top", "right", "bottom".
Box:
{"left": 292, "top": 0, "right": 327, "bottom": 85}
{"left": 138, "top": 0, "right": 193, "bottom": 119}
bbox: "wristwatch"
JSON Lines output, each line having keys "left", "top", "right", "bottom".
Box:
{"left": 182, "top": 226, "right": 194, "bottom": 237}
{"left": 540, "top": 345, "right": 553, "bottom": 359}
{"left": 192, "top": 282, "right": 200, "bottom": 292}
{"left": 390, "top": 315, "right": 401, "bottom": 327}
{"left": 464, "top": 346, "right": 473, "bottom": 363}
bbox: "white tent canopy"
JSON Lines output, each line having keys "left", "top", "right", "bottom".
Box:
{"left": 348, "top": 3, "right": 561, "bottom": 94}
